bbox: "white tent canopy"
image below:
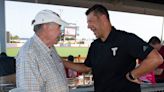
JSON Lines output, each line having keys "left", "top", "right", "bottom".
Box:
{"left": 7, "top": 0, "right": 164, "bottom": 16}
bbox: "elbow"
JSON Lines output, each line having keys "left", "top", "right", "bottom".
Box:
{"left": 156, "top": 55, "right": 163, "bottom": 66}
{"left": 159, "top": 57, "right": 163, "bottom": 65}
{"left": 153, "top": 50, "right": 164, "bottom": 66}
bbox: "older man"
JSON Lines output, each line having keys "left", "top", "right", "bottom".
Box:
{"left": 16, "top": 10, "right": 69, "bottom": 92}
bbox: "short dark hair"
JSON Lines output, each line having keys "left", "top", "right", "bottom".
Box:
{"left": 148, "top": 36, "right": 161, "bottom": 45}
{"left": 85, "top": 4, "right": 109, "bottom": 20}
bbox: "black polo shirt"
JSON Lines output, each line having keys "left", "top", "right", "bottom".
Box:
{"left": 84, "top": 27, "right": 153, "bottom": 92}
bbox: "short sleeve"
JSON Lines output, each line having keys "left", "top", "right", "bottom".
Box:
{"left": 127, "top": 34, "right": 153, "bottom": 60}
{"left": 159, "top": 46, "right": 164, "bottom": 58}
{"left": 158, "top": 46, "right": 164, "bottom": 68}
{"left": 84, "top": 43, "right": 94, "bottom": 67}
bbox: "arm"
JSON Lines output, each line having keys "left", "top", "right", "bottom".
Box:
{"left": 63, "top": 60, "right": 91, "bottom": 73}
{"left": 127, "top": 49, "right": 163, "bottom": 83}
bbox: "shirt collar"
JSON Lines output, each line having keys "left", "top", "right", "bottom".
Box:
{"left": 32, "top": 34, "right": 51, "bottom": 54}
{"left": 98, "top": 26, "right": 116, "bottom": 43}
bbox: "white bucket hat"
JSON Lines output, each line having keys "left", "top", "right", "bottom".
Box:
{"left": 32, "top": 10, "right": 68, "bottom": 26}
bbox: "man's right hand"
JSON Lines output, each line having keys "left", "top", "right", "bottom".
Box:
{"left": 63, "top": 60, "right": 91, "bottom": 73}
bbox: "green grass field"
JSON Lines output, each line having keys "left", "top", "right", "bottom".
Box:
{"left": 7, "top": 47, "right": 89, "bottom": 57}
{"left": 7, "top": 48, "right": 19, "bottom": 57}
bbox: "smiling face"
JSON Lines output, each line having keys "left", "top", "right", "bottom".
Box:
{"left": 87, "top": 12, "right": 104, "bottom": 39}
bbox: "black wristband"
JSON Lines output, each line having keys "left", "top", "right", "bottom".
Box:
{"left": 129, "top": 72, "right": 135, "bottom": 80}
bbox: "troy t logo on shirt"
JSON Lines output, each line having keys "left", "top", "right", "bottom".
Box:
{"left": 111, "top": 47, "right": 118, "bottom": 56}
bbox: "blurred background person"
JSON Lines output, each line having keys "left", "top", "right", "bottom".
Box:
{"left": 148, "top": 36, "right": 164, "bottom": 83}
{"left": 0, "top": 52, "right": 16, "bottom": 85}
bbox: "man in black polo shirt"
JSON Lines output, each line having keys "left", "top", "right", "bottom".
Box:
{"left": 63, "top": 4, "right": 163, "bottom": 92}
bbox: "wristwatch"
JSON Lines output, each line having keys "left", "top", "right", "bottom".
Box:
{"left": 128, "top": 72, "right": 135, "bottom": 80}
